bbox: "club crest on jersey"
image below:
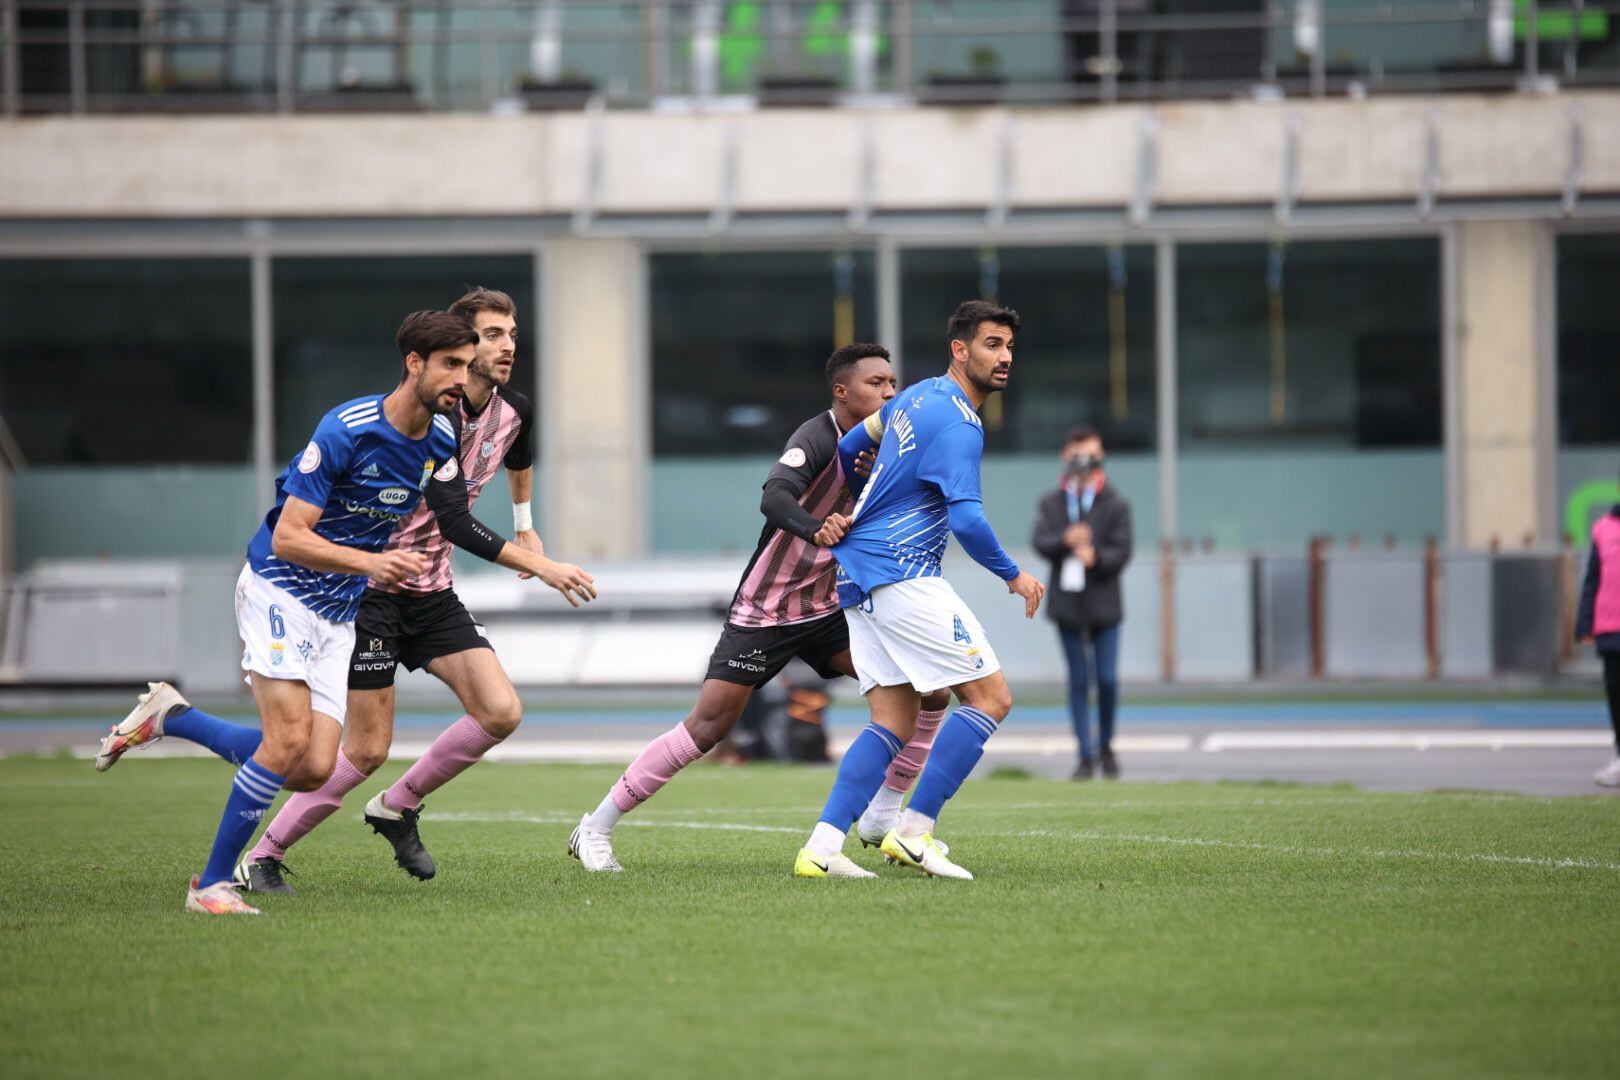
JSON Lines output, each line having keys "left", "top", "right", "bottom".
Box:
{"left": 779, "top": 447, "right": 807, "bottom": 468}
{"left": 479, "top": 438, "right": 496, "bottom": 461}
{"left": 297, "top": 442, "right": 321, "bottom": 474}
{"left": 422, "top": 458, "right": 444, "bottom": 489}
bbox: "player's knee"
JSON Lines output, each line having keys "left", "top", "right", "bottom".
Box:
{"left": 684, "top": 712, "right": 729, "bottom": 753}
{"left": 281, "top": 755, "right": 333, "bottom": 792}
{"left": 976, "top": 682, "right": 1014, "bottom": 723}
{"left": 344, "top": 742, "right": 388, "bottom": 775}
{"left": 921, "top": 689, "right": 951, "bottom": 712}
{"left": 479, "top": 694, "right": 522, "bottom": 740}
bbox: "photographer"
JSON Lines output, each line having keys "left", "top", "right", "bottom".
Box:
{"left": 1032, "top": 428, "right": 1133, "bottom": 779}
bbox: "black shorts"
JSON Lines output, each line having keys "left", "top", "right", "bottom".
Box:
{"left": 704, "top": 612, "right": 850, "bottom": 688}
{"left": 349, "top": 587, "right": 492, "bottom": 690}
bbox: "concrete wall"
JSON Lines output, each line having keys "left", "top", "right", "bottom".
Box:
{"left": 4, "top": 92, "right": 1617, "bottom": 218}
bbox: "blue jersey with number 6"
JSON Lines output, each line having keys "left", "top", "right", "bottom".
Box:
{"left": 245, "top": 395, "right": 458, "bottom": 622}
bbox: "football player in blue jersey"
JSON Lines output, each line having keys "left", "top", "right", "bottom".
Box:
{"left": 794, "top": 300, "right": 1044, "bottom": 880}
{"left": 97, "top": 310, "right": 477, "bottom": 914}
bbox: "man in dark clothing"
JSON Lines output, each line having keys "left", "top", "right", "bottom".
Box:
{"left": 1032, "top": 428, "right": 1133, "bottom": 779}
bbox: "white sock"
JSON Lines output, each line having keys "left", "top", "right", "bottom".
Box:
{"left": 366, "top": 791, "right": 402, "bottom": 821}
{"left": 899, "top": 808, "right": 935, "bottom": 837}
{"left": 585, "top": 793, "right": 624, "bottom": 834}
{"left": 807, "top": 821, "right": 847, "bottom": 859}
{"left": 862, "top": 786, "right": 905, "bottom": 822}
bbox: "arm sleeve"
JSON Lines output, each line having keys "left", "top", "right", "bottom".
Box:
{"left": 837, "top": 402, "right": 891, "bottom": 498}
{"left": 501, "top": 389, "right": 535, "bottom": 472}
{"left": 764, "top": 416, "right": 837, "bottom": 498}
{"left": 423, "top": 457, "right": 507, "bottom": 563}
{"left": 1031, "top": 494, "right": 1071, "bottom": 561}
{"left": 921, "top": 422, "right": 1019, "bottom": 581}
{"left": 760, "top": 480, "right": 823, "bottom": 543}
{"left": 280, "top": 413, "right": 354, "bottom": 509}
{"left": 947, "top": 499, "right": 1021, "bottom": 582}
{"left": 1576, "top": 541, "right": 1601, "bottom": 640}
{"left": 1093, "top": 500, "right": 1134, "bottom": 575}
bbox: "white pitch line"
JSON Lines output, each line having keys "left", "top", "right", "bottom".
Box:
{"left": 427, "top": 810, "right": 800, "bottom": 835}
{"left": 424, "top": 812, "right": 1620, "bottom": 873}
{"left": 48, "top": 728, "right": 1612, "bottom": 765}
{"left": 1201, "top": 730, "right": 1611, "bottom": 752}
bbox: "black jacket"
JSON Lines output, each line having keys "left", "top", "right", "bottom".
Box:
{"left": 1031, "top": 483, "right": 1133, "bottom": 630}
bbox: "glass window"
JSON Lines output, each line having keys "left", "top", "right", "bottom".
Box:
{"left": 1555, "top": 232, "right": 1620, "bottom": 544}
{"left": 0, "top": 258, "right": 252, "bottom": 465}
{"left": 899, "top": 245, "right": 1157, "bottom": 454}
{"left": 272, "top": 256, "right": 535, "bottom": 460}
{"left": 650, "top": 250, "right": 877, "bottom": 456}
{"left": 1176, "top": 237, "right": 1443, "bottom": 547}
{"left": 1557, "top": 233, "right": 1620, "bottom": 447}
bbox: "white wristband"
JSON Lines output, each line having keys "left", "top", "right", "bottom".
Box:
{"left": 512, "top": 501, "right": 533, "bottom": 532}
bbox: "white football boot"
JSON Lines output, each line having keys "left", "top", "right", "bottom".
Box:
{"left": 96, "top": 681, "right": 188, "bottom": 771}
{"left": 568, "top": 814, "right": 624, "bottom": 872}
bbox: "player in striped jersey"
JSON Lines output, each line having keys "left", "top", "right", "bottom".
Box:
{"left": 235, "top": 287, "right": 596, "bottom": 891}
{"left": 95, "top": 311, "right": 477, "bottom": 914}
{"left": 568, "top": 345, "right": 952, "bottom": 872}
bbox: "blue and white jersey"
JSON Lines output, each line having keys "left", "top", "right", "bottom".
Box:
{"left": 833, "top": 376, "right": 1019, "bottom": 607}
{"left": 245, "top": 395, "right": 458, "bottom": 622}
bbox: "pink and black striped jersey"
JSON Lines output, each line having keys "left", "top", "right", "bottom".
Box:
{"left": 374, "top": 384, "right": 534, "bottom": 595}
{"left": 727, "top": 410, "right": 854, "bottom": 629}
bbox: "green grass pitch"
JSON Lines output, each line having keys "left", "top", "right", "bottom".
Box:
{"left": 1, "top": 756, "right": 1616, "bottom": 1078}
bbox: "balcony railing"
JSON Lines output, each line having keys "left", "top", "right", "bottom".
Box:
{"left": 2, "top": 0, "right": 1616, "bottom": 116}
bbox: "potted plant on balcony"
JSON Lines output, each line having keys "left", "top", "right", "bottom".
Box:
{"left": 519, "top": 69, "right": 598, "bottom": 110}
{"left": 757, "top": 66, "right": 839, "bottom": 107}
{"left": 923, "top": 44, "right": 1006, "bottom": 105}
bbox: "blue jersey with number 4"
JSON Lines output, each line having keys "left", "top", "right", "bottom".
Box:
{"left": 245, "top": 395, "right": 458, "bottom": 622}
{"left": 832, "top": 376, "right": 1019, "bottom": 607}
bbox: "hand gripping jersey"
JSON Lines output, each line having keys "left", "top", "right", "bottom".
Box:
{"left": 245, "top": 395, "right": 459, "bottom": 622}
{"left": 727, "top": 410, "right": 854, "bottom": 628}
{"left": 832, "top": 376, "right": 1020, "bottom": 608}
{"left": 377, "top": 384, "right": 534, "bottom": 594}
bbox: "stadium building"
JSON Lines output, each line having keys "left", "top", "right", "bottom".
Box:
{"left": 2, "top": 1, "right": 1619, "bottom": 689}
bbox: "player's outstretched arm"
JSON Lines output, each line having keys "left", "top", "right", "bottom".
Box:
{"left": 424, "top": 462, "right": 595, "bottom": 606}
{"left": 271, "top": 495, "right": 425, "bottom": 585}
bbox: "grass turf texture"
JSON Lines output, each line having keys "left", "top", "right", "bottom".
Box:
{"left": 2, "top": 758, "right": 1616, "bottom": 1079}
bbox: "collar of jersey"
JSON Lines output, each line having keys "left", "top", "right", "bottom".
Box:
{"left": 929, "top": 374, "right": 971, "bottom": 405}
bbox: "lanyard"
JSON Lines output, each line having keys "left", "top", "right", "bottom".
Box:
{"left": 1066, "top": 486, "right": 1096, "bottom": 523}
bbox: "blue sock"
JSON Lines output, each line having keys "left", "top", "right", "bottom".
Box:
{"left": 166, "top": 707, "right": 263, "bottom": 767}
{"left": 198, "top": 759, "right": 285, "bottom": 888}
{"left": 908, "top": 706, "right": 999, "bottom": 820}
{"left": 817, "top": 723, "right": 905, "bottom": 830}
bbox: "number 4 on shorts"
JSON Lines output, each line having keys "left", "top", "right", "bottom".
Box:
{"left": 952, "top": 615, "right": 973, "bottom": 644}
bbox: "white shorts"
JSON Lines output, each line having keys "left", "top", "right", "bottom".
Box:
{"left": 844, "top": 576, "right": 1001, "bottom": 695}
{"left": 234, "top": 563, "right": 355, "bottom": 724}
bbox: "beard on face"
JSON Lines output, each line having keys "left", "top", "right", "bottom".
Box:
{"left": 416, "top": 373, "right": 460, "bottom": 416}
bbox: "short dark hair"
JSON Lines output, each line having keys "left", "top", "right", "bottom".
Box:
{"left": 396, "top": 310, "right": 477, "bottom": 372}
{"left": 947, "top": 300, "right": 1021, "bottom": 345}
{"left": 448, "top": 285, "right": 516, "bottom": 322}
{"left": 826, "top": 343, "right": 891, "bottom": 390}
{"left": 1063, "top": 426, "right": 1102, "bottom": 449}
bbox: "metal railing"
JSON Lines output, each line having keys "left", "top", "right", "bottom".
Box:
{"left": 2, "top": 1, "right": 1617, "bottom": 116}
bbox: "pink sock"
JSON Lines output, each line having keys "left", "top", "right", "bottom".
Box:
{"left": 249, "top": 750, "right": 368, "bottom": 862}
{"left": 883, "top": 707, "right": 946, "bottom": 793}
{"left": 384, "top": 715, "right": 502, "bottom": 813}
{"left": 611, "top": 724, "right": 703, "bottom": 813}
